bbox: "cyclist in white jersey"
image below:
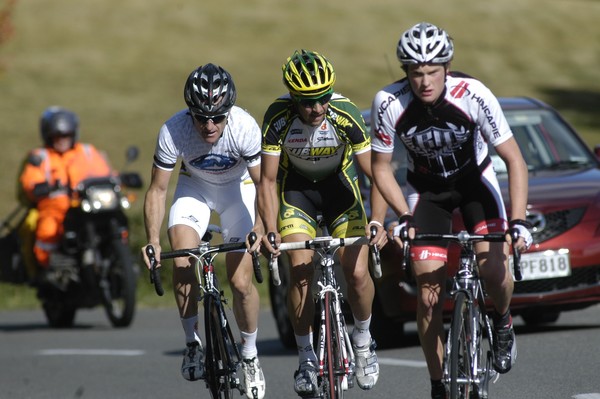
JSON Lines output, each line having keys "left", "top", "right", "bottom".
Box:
{"left": 370, "top": 23, "right": 532, "bottom": 399}
{"left": 140, "top": 64, "right": 266, "bottom": 399}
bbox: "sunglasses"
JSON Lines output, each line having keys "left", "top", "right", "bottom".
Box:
{"left": 294, "top": 93, "right": 333, "bottom": 108}
{"left": 192, "top": 112, "right": 228, "bottom": 125}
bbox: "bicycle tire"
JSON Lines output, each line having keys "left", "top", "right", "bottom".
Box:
{"left": 449, "top": 291, "right": 474, "bottom": 399}
{"left": 323, "top": 291, "right": 345, "bottom": 399}
{"left": 204, "top": 294, "right": 236, "bottom": 399}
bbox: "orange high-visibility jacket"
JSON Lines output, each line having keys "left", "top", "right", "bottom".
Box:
{"left": 18, "top": 143, "right": 114, "bottom": 267}
{"left": 19, "top": 142, "right": 113, "bottom": 210}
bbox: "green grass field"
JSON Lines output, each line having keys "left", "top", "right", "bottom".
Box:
{"left": 1, "top": 0, "right": 600, "bottom": 309}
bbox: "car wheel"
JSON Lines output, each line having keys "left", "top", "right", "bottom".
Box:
{"left": 268, "top": 253, "right": 296, "bottom": 349}
{"left": 520, "top": 308, "right": 561, "bottom": 325}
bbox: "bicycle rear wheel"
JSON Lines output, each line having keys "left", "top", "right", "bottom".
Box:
{"left": 204, "top": 294, "right": 238, "bottom": 399}
{"left": 323, "top": 291, "right": 345, "bottom": 399}
{"left": 448, "top": 291, "right": 474, "bottom": 399}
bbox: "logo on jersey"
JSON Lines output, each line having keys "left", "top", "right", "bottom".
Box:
{"left": 189, "top": 154, "right": 236, "bottom": 171}
{"left": 288, "top": 146, "right": 341, "bottom": 157}
{"left": 375, "top": 129, "right": 393, "bottom": 146}
{"left": 450, "top": 80, "right": 471, "bottom": 98}
{"left": 403, "top": 123, "right": 471, "bottom": 177}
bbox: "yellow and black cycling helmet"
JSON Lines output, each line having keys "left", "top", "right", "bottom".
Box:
{"left": 282, "top": 50, "right": 336, "bottom": 99}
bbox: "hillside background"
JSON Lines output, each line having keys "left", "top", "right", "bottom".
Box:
{"left": 1, "top": 0, "right": 599, "bottom": 307}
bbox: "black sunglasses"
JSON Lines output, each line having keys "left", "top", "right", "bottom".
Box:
{"left": 192, "top": 112, "right": 228, "bottom": 124}
{"left": 294, "top": 93, "right": 333, "bottom": 108}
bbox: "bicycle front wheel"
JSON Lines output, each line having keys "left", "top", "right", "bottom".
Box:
{"left": 448, "top": 291, "right": 474, "bottom": 399}
{"left": 204, "top": 294, "right": 238, "bottom": 399}
{"left": 323, "top": 291, "right": 345, "bottom": 399}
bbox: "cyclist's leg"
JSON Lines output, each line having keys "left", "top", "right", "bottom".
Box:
{"left": 218, "top": 178, "right": 261, "bottom": 350}
{"left": 461, "top": 165, "right": 512, "bottom": 315}
{"left": 409, "top": 187, "right": 453, "bottom": 387}
{"left": 279, "top": 176, "right": 320, "bottom": 395}
{"left": 326, "top": 172, "right": 379, "bottom": 390}
{"left": 215, "top": 178, "right": 266, "bottom": 398}
{"left": 461, "top": 167, "right": 515, "bottom": 373}
{"left": 168, "top": 179, "right": 212, "bottom": 381}
{"left": 168, "top": 181, "right": 211, "bottom": 321}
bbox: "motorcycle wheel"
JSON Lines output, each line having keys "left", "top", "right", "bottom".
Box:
{"left": 43, "top": 300, "right": 76, "bottom": 328}
{"left": 101, "top": 237, "right": 136, "bottom": 328}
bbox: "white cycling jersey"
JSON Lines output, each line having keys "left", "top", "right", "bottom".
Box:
{"left": 154, "top": 106, "right": 261, "bottom": 185}
{"left": 152, "top": 105, "right": 261, "bottom": 243}
{"left": 371, "top": 72, "right": 513, "bottom": 180}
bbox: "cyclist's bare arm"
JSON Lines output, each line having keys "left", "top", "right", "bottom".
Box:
{"left": 495, "top": 138, "right": 530, "bottom": 252}
{"left": 256, "top": 153, "right": 281, "bottom": 256}
{"left": 354, "top": 150, "right": 388, "bottom": 248}
{"left": 246, "top": 163, "right": 264, "bottom": 252}
{"left": 371, "top": 150, "right": 413, "bottom": 246}
{"left": 141, "top": 165, "right": 172, "bottom": 269}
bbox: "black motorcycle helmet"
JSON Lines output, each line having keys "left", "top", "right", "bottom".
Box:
{"left": 40, "top": 106, "right": 80, "bottom": 148}
{"left": 183, "top": 63, "right": 237, "bottom": 117}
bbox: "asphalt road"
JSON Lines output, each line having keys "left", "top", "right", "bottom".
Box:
{"left": 1, "top": 302, "right": 600, "bottom": 399}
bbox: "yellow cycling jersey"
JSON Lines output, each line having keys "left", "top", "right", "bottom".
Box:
{"left": 261, "top": 93, "right": 370, "bottom": 182}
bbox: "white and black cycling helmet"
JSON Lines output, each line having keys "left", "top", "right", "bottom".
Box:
{"left": 184, "top": 63, "right": 236, "bottom": 116}
{"left": 40, "top": 106, "right": 80, "bottom": 147}
{"left": 396, "top": 22, "right": 454, "bottom": 65}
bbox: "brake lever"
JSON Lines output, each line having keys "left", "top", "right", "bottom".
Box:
{"left": 248, "top": 232, "right": 263, "bottom": 284}
{"left": 267, "top": 232, "right": 281, "bottom": 286}
{"left": 146, "top": 245, "right": 164, "bottom": 296}
{"left": 510, "top": 228, "right": 523, "bottom": 281}
{"left": 370, "top": 225, "right": 382, "bottom": 278}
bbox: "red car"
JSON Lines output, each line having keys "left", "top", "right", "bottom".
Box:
{"left": 269, "top": 97, "right": 600, "bottom": 348}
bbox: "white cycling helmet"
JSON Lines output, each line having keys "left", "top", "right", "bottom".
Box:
{"left": 396, "top": 22, "right": 454, "bottom": 65}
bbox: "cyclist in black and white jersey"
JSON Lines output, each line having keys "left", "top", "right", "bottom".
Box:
{"left": 370, "top": 23, "right": 532, "bottom": 399}
{"left": 258, "top": 50, "right": 388, "bottom": 397}
{"left": 140, "top": 64, "right": 266, "bottom": 399}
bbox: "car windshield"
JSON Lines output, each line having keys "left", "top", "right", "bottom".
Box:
{"left": 491, "top": 109, "right": 596, "bottom": 175}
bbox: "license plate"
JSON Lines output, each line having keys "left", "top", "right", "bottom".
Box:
{"left": 510, "top": 249, "right": 571, "bottom": 281}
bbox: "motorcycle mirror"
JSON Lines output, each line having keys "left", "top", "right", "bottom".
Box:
{"left": 126, "top": 146, "right": 139, "bottom": 163}
{"left": 120, "top": 172, "right": 144, "bottom": 189}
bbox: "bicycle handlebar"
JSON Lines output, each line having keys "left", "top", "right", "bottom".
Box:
{"left": 401, "top": 230, "right": 522, "bottom": 281}
{"left": 146, "top": 239, "right": 263, "bottom": 296}
{"left": 268, "top": 235, "right": 374, "bottom": 286}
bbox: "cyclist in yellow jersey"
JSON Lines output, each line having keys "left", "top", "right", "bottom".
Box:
{"left": 258, "top": 49, "right": 388, "bottom": 397}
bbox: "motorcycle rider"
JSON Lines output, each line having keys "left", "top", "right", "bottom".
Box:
{"left": 18, "top": 106, "right": 113, "bottom": 278}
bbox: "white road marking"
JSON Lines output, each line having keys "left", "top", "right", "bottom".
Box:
{"left": 573, "top": 395, "right": 600, "bottom": 399}
{"left": 378, "top": 357, "right": 427, "bottom": 368}
{"left": 39, "top": 349, "right": 145, "bottom": 356}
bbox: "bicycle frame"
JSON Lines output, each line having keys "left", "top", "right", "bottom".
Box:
{"left": 269, "top": 230, "right": 375, "bottom": 399}
{"left": 313, "top": 236, "right": 356, "bottom": 398}
{"left": 146, "top": 227, "right": 262, "bottom": 399}
{"left": 445, "top": 237, "right": 496, "bottom": 399}
{"left": 403, "top": 230, "right": 521, "bottom": 399}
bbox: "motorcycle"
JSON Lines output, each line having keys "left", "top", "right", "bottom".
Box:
{"left": 0, "top": 146, "right": 143, "bottom": 328}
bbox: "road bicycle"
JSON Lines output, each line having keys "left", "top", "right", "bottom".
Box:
{"left": 401, "top": 230, "right": 521, "bottom": 399}
{"left": 267, "top": 222, "right": 380, "bottom": 399}
{"left": 146, "top": 225, "right": 262, "bottom": 399}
